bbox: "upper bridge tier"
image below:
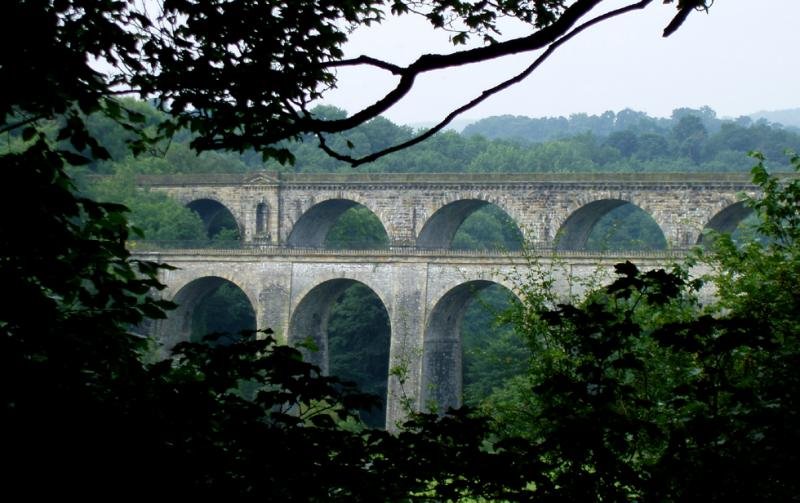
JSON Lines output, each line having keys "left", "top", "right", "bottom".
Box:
{"left": 137, "top": 171, "right": 774, "bottom": 249}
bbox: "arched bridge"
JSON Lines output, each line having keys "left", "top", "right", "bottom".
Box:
{"left": 134, "top": 171, "right": 770, "bottom": 427}
{"left": 138, "top": 171, "right": 762, "bottom": 249}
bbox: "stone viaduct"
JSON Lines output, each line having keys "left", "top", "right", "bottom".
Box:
{"left": 135, "top": 171, "right": 763, "bottom": 427}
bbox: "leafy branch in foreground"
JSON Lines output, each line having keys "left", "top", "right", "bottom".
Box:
{"left": 3, "top": 1, "right": 710, "bottom": 167}
{"left": 479, "top": 153, "right": 800, "bottom": 501}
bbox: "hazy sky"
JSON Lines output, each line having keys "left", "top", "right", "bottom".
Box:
{"left": 321, "top": 0, "right": 800, "bottom": 125}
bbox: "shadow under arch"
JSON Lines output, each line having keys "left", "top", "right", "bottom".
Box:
{"left": 157, "top": 276, "right": 256, "bottom": 350}
{"left": 417, "top": 199, "right": 523, "bottom": 250}
{"left": 421, "top": 280, "right": 521, "bottom": 413}
{"left": 698, "top": 201, "right": 754, "bottom": 245}
{"left": 555, "top": 199, "right": 667, "bottom": 251}
{"left": 287, "top": 199, "right": 389, "bottom": 248}
{"left": 288, "top": 278, "right": 391, "bottom": 427}
{"left": 186, "top": 198, "right": 241, "bottom": 239}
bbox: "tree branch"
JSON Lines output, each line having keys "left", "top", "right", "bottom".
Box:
{"left": 663, "top": 0, "right": 709, "bottom": 37}
{"left": 305, "top": 0, "right": 610, "bottom": 135}
{"left": 318, "top": 0, "right": 655, "bottom": 167}
{"left": 326, "top": 55, "right": 404, "bottom": 74}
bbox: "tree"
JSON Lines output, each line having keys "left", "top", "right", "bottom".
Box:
{"left": 325, "top": 206, "right": 391, "bottom": 249}
{"left": 328, "top": 284, "right": 392, "bottom": 428}
{"left": 478, "top": 153, "right": 800, "bottom": 500}
{"left": 0, "top": 128, "right": 540, "bottom": 501}
{"left": 3, "top": 1, "right": 711, "bottom": 168}
{"left": 672, "top": 114, "right": 709, "bottom": 163}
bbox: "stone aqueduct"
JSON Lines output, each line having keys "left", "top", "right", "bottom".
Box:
{"left": 136, "top": 171, "right": 761, "bottom": 426}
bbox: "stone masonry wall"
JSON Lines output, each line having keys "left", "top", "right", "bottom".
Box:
{"left": 143, "top": 173, "right": 762, "bottom": 249}
{"left": 143, "top": 249, "right": 699, "bottom": 428}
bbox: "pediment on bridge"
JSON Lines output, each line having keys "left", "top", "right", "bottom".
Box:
{"left": 244, "top": 171, "right": 279, "bottom": 185}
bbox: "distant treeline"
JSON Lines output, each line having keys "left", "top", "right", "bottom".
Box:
{"left": 282, "top": 105, "right": 800, "bottom": 174}
{"left": 54, "top": 100, "right": 800, "bottom": 179}
{"left": 463, "top": 106, "right": 800, "bottom": 141}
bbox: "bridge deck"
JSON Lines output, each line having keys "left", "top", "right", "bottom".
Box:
{"left": 132, "top": 171, "right": 797, "bottom": 186}
{"left": 131, "top": 244, "right": 690, "bottom": 261}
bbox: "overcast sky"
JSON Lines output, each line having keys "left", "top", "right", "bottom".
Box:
{"left": 320, "top": 0, "right": 800, "bottom": 125}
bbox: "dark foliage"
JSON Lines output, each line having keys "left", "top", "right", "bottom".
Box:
{"left": 485, "top": 154, "right": 800, "bottom": 500}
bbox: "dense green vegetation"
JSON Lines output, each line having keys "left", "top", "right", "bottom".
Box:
{"left": 327, "top": 284, "right": 392, "bottom": 428}
{"left": 57, "top": 100, "right": 800, "bottom": 182}
{"left": 325, "top": 206, "right": 390, "bottom": 249}
{"left": 463, "top": 107, "right": 800, "bottom": 171}
{"left": 585, "top": 203, "right": 668, "bottom": 251}
{"left": 461, "top": 285, "right": 527, "bottom": 407}
{"left": 479, "top": 154, "right": 800, "bottom": 500}
{"left": 452, "top": 205, "right": 524, "bottom": 251}
{"left": 282, "top": 105, "right": 800, "bottom": 173}
{"left": 190, "top": 282, "right": 257, "bottom": 344}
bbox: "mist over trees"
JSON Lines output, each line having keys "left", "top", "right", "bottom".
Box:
{"left": 63, "top": 99, "right": 800, "bottom": 181}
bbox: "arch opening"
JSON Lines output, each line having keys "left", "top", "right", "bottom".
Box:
{"left": 556, "top": 200, "right": 667, "bottom": 251}
{"left": 730, "top": 212, "right": 768, "bottom": 246}
{"left": 461, "top": 284, "right": 526, "bottom": 408}
{"left": 325, "top": 205, "right": 390, "bottom": 249}
{"left": 419, "top": 200, "right": 524, "bottom": 250}
{"left": 698, "top": 201, "right": 758, "bottom": 245}
{"left": 288, "top": 279, "right": 391, "bottom": 428}
{"left": 186, "top": 198, "right": 241, "bottom": 243}
{"left": 422, "top": 281, "right": 524, "bottom": 413}
{"left": 159, "top": 276, "right": 256, "bottom": 349}
{"left": 288, "top": 200, "right": 389, "bottom": 249}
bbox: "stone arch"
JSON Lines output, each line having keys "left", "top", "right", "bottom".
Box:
{"left": 421, "top": 280, "right": 521, "bottom": 412}
{"left": 286, "top": 198, "right": 390, "bottom": 248}
{"left": 417, "top": 198, "right": 524, "bottom": 249}
{"left": 186, "top": 197, "right": 242, "bottom": 239}
{"left": 554, "top": 198, "right": 667, "bottom": 251}
{"left": 698, "top": 201, "right": 753, "bottom": 244}
{"left": 288, "top": 278, "right": 391, "bottom": 375}
{"left": 156, "top": 275, "right": 256, "bottom": 350}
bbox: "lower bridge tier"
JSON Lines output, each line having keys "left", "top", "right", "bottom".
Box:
{"left": 137, "top": 247, "right": 709, "bottom": 428}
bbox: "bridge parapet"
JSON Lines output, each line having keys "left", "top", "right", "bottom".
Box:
{"left": 130, "top": 243, "right": 692, "bottom": 260}
{"left": 136, "top": 171, "right": 776, "bottom": 185}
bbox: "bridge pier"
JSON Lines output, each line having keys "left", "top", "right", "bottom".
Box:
{"left": 383, "top": 264, "right": 427, "bottom": 427}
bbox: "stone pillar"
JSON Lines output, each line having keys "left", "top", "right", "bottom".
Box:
{"left": 385, "top": 264, "right": 428, "bottom": 429}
